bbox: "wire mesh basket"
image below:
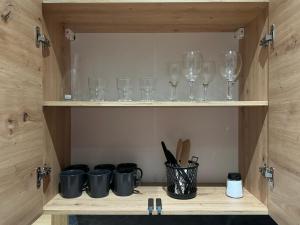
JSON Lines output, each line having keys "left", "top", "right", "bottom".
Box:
{"left": 165, "top": 156, "right": 199, "bottom": 200}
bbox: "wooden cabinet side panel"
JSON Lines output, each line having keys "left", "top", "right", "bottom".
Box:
{"left": 238, "top": 11, "right": 269, "bottom": 204}
{"left": 42, "top": 13, "right": 70, "bottom": 101}
{"left": 41, "top": 7, "right": 71, "bottom": 204}
{"left": 269, "top": 1, "right": 300, "bottom": 225}
{"left": 0, "top": 1, "right": 44, "bottom": 225}
{"left": 43, "top": 107, "right": 70, "bottom": 204}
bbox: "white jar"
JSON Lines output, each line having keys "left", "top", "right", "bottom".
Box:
{"left": 226, "top": 173, "right": 243, "bottom": 198}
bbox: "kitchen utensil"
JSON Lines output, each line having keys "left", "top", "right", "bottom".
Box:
{"left": 175, "top": 139, "right": 183, "bottom": 162}
{"left": 94, "top": 164, "right": 115, "bottom": 172}
{"left": 180, "top": 139, "right": 191, "bottom": 166}
{"left": 226, "top": 173, "right": 243, "bottom": 198}
{"left": 168, "top": 63, "right": 181, "bottom": 101}
{"left": 219, "top": 50, "right": 242, "bottom": 100}
{"left": 59, "top": 169, "right": 85, "bottom": 198}
{"left": 87, "top": 169, "right": 111, "bottom": 198}
{"left": 161, "top": 141, "right": 178, "bottom": 165}
{"left": 161, "top": 141, "right": 194, "bottom": 195}
{"left": 63, "top": 164, "right": 89, "bottom": 173}
{"left": 183, "top": 50, "right": 203, "bottom": 101}
{"left": 117, "top": 163, "right": 143, "bottom": 185}
{"left": 165, "top": 158, "right": 199, "bottom": 199}
{"left": 139, "top": 76, "right": 155, "bottom": 101}
{"left": 116, "top": 77, "right": 133, "bottom": 101}
{"left": 63, "top": 164, "right": 89, "bottom": 188}
{"left": 199, "top": 60, "right": 216, "bottom": 101}
{"left": 88, "top": 76, "right": 105, "bottom": 101}
{"left": 112, "top": 169, "right": 142, "bottom": 196}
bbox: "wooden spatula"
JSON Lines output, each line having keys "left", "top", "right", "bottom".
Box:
{"left": 175, "top": 139, "right": 183, "bottom": 162}
{"left": 180, "top": 139, "right": 191, "bottom": 166}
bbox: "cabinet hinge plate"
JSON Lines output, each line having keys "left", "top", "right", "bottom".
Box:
{"left": 35, "top": 26, "right": 50, "bottom": 48}
{"left": 36, "top": 165, "right": 52, "bottom": 188}
{"left": 260, "top": 24, "right": 275, "bottom": 47}
{"left": 259, "top": 163, "right": 274, "bottom": 187}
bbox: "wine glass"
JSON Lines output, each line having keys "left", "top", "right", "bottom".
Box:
{"left": 199, "top": 60, "right": 216, "bottom": 101}
{"left": 88, "top": 76, "right": 105, "bottom": 101}
{"left": 116, "top": 77, "right": 133, "bottom": 101}
{"left": 139, "top": 76, "right": 155, "bottom": 101}
{"left": 183, "top": 50, "right": 203, "bottom": 101}
{"left": 219, "top": 50, "right": 242, "bottom": 100}
{"left": 168, "top": 63, "right": 181, "bottom": 101}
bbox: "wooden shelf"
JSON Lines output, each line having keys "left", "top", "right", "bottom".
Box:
{"left": 42, "top": 1, "right": 268, "bottom": 32}
{"left": 43, "top": 100, "right": 268, "bottom": 107}
{"left": 43, "top": 186, "right": 268, "bottom": 215}
{"left": 43, "top": 1, "right": 269, "bottom": 3}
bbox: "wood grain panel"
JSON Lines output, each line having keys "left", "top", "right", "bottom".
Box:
{"left": 42, "top": 2, "right": 268, "bottom": 32}
{"left": 44, "top": 0, "right": 270, "bottom": 3}
{"left": 42, "top": 14, "right": 70, "bottom": 101}
{"left": 43, "top": 107, "right": 70, "bottom": 204}
{"left": 43, "top": 186, "right": 268, "bottom": 215}
{"left": 0, "top": 1, "right": 44, "bottom": 225}
{"left": 239, "top": 107, "right": 268, "bottom": 204}
{"left": 269, "top": 1, "right": 300, "bottom": 224}
{"left": 51, "top": 215, "right": 68, "bottom": 225}
{"left": 42, "top": 5, "right": 71, "bottom": 205}
{"left": 238, "top": 7, "right": 268, "bottom": 205}
{"left": 43, "top": 100, "right": 268, "bottom": 107}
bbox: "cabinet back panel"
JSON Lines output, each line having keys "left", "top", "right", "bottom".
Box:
{"left": 71, "top": 107, "right": 238, "bottom": 183}
{"left": 70, "top": 33, "right": 239, "bottom": 183}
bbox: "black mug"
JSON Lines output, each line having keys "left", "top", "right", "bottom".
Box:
{"left": 94, "top": 164, "right": 116, "bottom": 172}
{"left": 63, "top": 164, "right": 89, "bottom": 173}
{"left": 63, "top": 164, "right": 89, "bottom": 189}
{"left": 60, "top": 169, "right": 85, "bottom": 198}
{"left": 87, "top": 169, "right": 111, "bottom": 198}
{"left": 112, "top": 169, "right": 142, "bottom": 196}
{"left": 117, "top": 163, "right": 143, "bottom": 185}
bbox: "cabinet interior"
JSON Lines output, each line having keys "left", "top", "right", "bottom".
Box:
{"left": 41, "top": 1, "right": 269, "bottom": 215}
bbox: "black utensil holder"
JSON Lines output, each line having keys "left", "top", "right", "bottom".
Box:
{"left": 165, "top": 161, "right": 199, "bottom": 200}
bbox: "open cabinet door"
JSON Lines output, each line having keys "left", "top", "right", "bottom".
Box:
{"left": 0, "top": 1, "right": 44, "bottom": 225}
{"left": 269, "top": 1, "right": 300, "bottom": 225}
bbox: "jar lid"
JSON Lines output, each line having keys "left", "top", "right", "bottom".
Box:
{"left": 228, "top": 173, "right": 241, "bottom": 181}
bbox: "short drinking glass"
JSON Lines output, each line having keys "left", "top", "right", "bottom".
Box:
{"left": 88, "top": 77, "right": 105, "bottom": 101}
{"left": 116, "top": 77, "right": 133, "bottom": 101}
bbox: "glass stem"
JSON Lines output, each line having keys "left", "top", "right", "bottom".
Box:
{"left": 188, "top": 81, "right": 194, "bottom": 101}
{"left": 227, "top": 81, "right": 234, "bottom": 100}
{"left": 170, "top": 86, "right": 177, "bottom": 101}
{"left": 203, "top": 84, "right": 208, "bottom": 101}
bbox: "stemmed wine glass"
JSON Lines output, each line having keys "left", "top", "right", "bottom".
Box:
{"left": 219, "top": 50, "right": 242, "bottom": 100}
{"left": 168, "top": 63, "right": 181, "bottom": 101}
{"left": 183, "top": 50, "right": 203, "bottom": 101}
{"left": 199, "top": 60, "right": 216, "bottom": 101}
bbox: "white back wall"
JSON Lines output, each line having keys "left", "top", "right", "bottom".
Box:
{"left": 71, "top": 33, "right": 239, "bottom": 183}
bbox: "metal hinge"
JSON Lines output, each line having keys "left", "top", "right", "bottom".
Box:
{"left": 234, "top": 28, "right": 245, "bottom": 40}
{"left": 259, "top": 164, "right": 274, "bottom": 187}
{"left": 35, "top": 26, "right": 50, "bottom": 48}
{"left": 260, "top": 24, "right": 275, "bottom": 48}
{"left": 36, "top": 165, "right": 52, "bottom": 188}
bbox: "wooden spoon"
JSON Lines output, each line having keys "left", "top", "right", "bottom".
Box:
{"left": 180, "top": 139, "right": 191, "bottom": 166}
{"left": 175, "top": 139, "right": 183, "bottom": 163}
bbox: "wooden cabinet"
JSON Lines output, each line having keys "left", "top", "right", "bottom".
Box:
{"left": 0, "top": 1, "right": 299, "bottom": 225}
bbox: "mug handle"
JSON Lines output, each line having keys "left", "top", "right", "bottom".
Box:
{"left": 137, "top": 168, "right": 143, "bottom": 179}
{"left": 134, "top": 168, "right": 143, "bottom": 187}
